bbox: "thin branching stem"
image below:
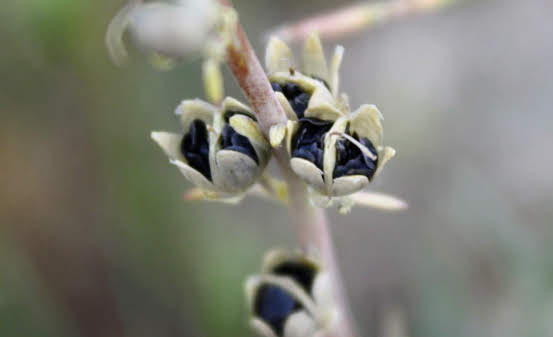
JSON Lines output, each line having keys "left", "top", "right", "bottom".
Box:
{"left": 220, "top": 1, "right": 357, "bottom": 336}
{"left": 268, "top": 0, "right": 455, "bottom": 43}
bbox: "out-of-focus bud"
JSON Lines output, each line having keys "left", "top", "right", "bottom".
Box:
{"left": 245, "top": 250, "right": 336, "bottom": 337}
{"left": 128, "top": 0, "right": 218, "bottom": 59}
{"left": 106, "top": 0, "right": 234, "bottom": 65}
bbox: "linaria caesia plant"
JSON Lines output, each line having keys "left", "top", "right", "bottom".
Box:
{"left": 106, "top": 1, "right": 412, "bottom": 337}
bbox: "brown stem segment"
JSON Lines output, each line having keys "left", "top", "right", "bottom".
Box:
{"left": 222, "top": 2, "right": 358, "bottom": 337}
{"left": 226, "top": 25, "right": 287, "bottom": 134}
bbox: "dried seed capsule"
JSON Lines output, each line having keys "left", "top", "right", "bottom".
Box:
{"left": 266, "top": 33, "right": 395, "bottom": 199}
{"left": 152, "top": 97, "right": 270, "bottom": 197}
{"left": 246, "top": 250, "right": 335, "bottom": 337}
{"left": 266, "top": 33, "right": 347, "bottom": 123}
{"left": 284, "top": 107, "right": 394, "bottom": 197}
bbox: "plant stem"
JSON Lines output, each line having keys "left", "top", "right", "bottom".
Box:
{"left": 222, "top": 2, "right": 357, "bottom": 336}
{"left": 267, "top": 0, "right": 455, "bottom": 43}
{"left": 285, "top": 173, "right": 357, "bottom": 337}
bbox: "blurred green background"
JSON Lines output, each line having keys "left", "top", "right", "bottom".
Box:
{"left": 1, "top": 0, "right": 552, "bottom": 336}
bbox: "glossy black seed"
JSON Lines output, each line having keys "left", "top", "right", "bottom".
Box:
{"left": 290, "top": 93, "right": 310, "bottom": 119}
{"left": 293, "top": 147, "right": 316, "bottom": 165}
{"left": 271, "top": 81, "right": 312, "bottom": 119}
{"left": 283, "top": 83, "right": 301, "bottom": 98}
{"left": 359, "top": 138, "right": 378, "bottom": 168}
{"left": 254, "top": 285, "right": 301, "bottom": 337}
{"left": 333, "top": 135, "right": 378, "bottom": 180}
{"left": 180, "top": 120, "right": 212, "bottom": 181}
{"left": 273, "top": 261, "right": 318, "bottom": 293}
{"left": 291, "top": 118, "right": 332, "bottom": 170}
{"left": 220, "top": 125, "right": 258, "bottom": 164}
{"left": 334, "top": 158, "right": 373, "bottom": 178}
{"left": 272, "top": 82, "right": 283, "bottom": 92}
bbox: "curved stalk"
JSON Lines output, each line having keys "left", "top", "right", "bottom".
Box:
{"left": 267, "top": 0, "right": 456, "bottom": 43}
{"left": 222, "top": 3, "right": 358, "bottom": 336}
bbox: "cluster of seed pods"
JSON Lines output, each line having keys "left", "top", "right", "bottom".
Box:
{"left": 267, "top": 33, "right": 395, "bottom": 198}
{"left": 151, "top": 33, "right": 394, "bottom": 203}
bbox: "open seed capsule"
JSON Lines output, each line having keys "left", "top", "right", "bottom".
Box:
{"left": 266, "top": 33, "right": 395, "bottom": 198}
{"left": 246, "top": 250, "right": 335, "bottom": 337}
{"left": 152, "top": 97, "right": 270, "bottom": 197}
{"left": 266, "top": 33, "right": 346, "bottom": 122}
{"left": 285, "top": 107, "right": 395, "bottom": 197}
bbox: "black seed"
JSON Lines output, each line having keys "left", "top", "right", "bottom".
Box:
{"left": 221, "top": 124, "right": 232, "bottom": 148}
{"left": 271, "top": 82, "right": 283, "bottom": 92}
{"left": 300, "top": 142, "right": 324, "bottom": 169}
{"left": 185, "top": 153, "right": 210, "bottom": 177}
{"left": 335, "top": 139, "right": 348, "bottom": 163}
{"left": 254, "top": 285, "right": 301, "bottom": 336}
{"left": 337, "top": 158, "right": 373, "bottom": 177}
{"left": 225, "top": 145, "right": 251, "bottom": 156}
{"left": 271, "top": 81, "right": 312, "bottom": 119}
{"left": 359, "top": 138, "right": 378, "bottom": 168}
{"left": 283, "top": 83, "right": 301, "bottom": 98}
{"left": 273, "top": 261, "right": 318, "bottom": 293}
{"left": 231, "top": 131, "right": 244, "bottom": 146}
{"left": 180, "top": 120, "right": 212, "bottom": 181}
{"left": 292, "top": 147, "right": 316, "bottom": 164}
{"left": 333, "top": 135, "right": 378, "bottom": 180}
{"left": 334, "top": 165, "right": 347, "bottom": 178}
{"left": 290, "top": 93, "right": 310, "bottom": 119}
{"left": 291, "top": 118, "right": 332, "bottom": 171}
{"left": 220, "top": 125, "right": 259, "bottom": 164}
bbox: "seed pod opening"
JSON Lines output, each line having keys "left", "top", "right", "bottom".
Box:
{"left": 180, "top": 119, "right": 212, "bottom": 180}
{"left": 272, "top": 81, "right": 312, "bottom": 119}
{"left": 152, "top": 97, "right": 270, "bottom": 197}
{"left": 220, "top": 124, "right": 259, "bottom": 164}
{"left": 291, "top": 119, "right": 332, "bottom": 171}
{"left": 246, "top": 250, "right": 335, "bottom": 337}
{"left": 333, "top": 133, "right": 378, "bottom": 181}
{"left": 254, "top": 284, "right": 304, "bottom": 336}
{"left": 272, "top": 260, "right": 319, "bottom": 294}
